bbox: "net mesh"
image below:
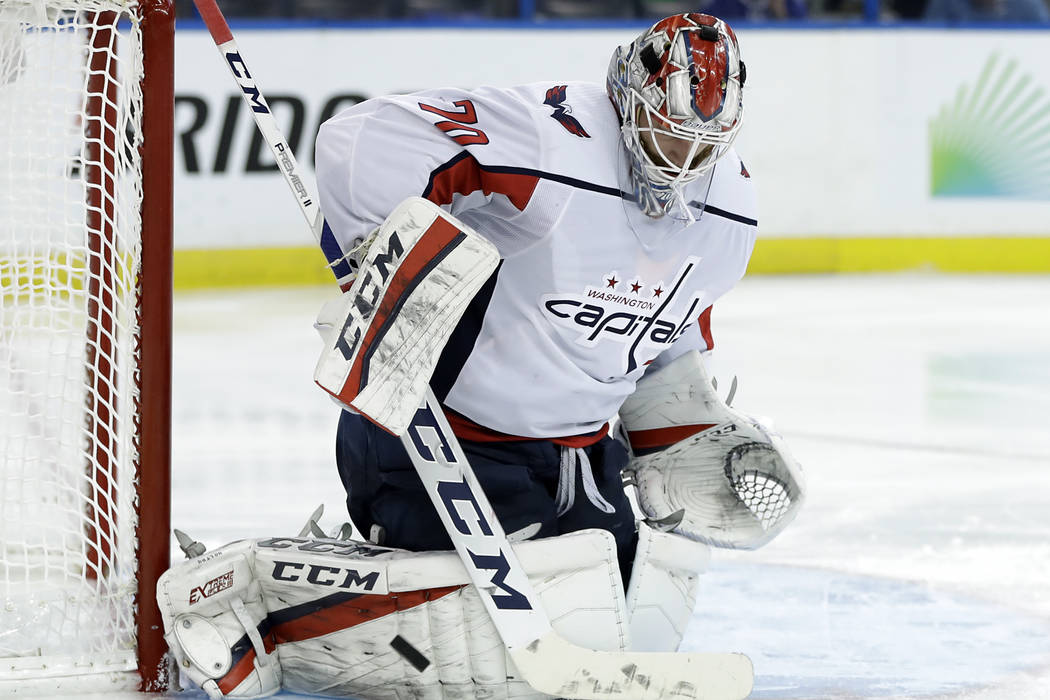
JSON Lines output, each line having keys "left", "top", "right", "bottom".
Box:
{"left": 726, "top": 443, "right": 795, "bottom": 532}
{"left": 0, "top": 0, "right": 144, "bottom": 679}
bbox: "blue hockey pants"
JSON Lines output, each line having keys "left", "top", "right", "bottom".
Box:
{"left": 335, "top": 410, "right": 638, "bottom": 584}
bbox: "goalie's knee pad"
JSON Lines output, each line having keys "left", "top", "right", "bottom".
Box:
{"left": 156, "top": 540, "right": 281, "bottom": 698}
{"left": 620, "top": 350, "right": 806, "bottom": 550}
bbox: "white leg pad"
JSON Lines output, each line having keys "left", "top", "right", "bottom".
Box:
{"left": 156, "top": 540, "right": 281, "bottom": 698}
{"left": 261, "top": 529, "right": 628, "bottom": 700}
{"left": 625, "top": 520, "right": 710, "bottom": 652}
{"left": 158, "top": 529, "right": 631, "bottom": 699}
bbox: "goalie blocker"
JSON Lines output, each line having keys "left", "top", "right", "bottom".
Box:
{"left": 156, "top": 524, "right": 710, "bottom": 699}
{"left": 313, "top": 197, "right": 500, "bottom": 436}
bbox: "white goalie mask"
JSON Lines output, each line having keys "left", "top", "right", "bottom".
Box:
{"left": 606, "top": 14, "right": 746, "bottom": 218}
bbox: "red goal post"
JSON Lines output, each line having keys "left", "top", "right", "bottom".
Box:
{"left": 0, "top": 0, "right": 173, "bottom": 692}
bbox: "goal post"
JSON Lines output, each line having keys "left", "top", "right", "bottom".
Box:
{"left": 136, "top": 0, "right": 174, "bottom": 691}
{"left": 0, "top": 0, "right": 173, "bottom": 692}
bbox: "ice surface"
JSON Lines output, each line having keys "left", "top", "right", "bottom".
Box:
{"left": 78, "top": 274, "right": 1050, "bottom": 698}
{"left": 685, "top": 274, "right": 1050, "bottom": 699}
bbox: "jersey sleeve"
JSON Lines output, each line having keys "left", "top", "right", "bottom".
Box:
{"left": 314, "top": 87, "right": 546, "bottom": 289}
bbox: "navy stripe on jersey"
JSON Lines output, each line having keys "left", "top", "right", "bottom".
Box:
{"left": 425, "top": 153, "right": 753, "bottom": 224}
{"left": 691, "top": 202, "right": 759, "bottom": 227}
{"left": 483, "top": 163, "right": 625, "bottom": 198}
{"left": 320, "top": 218, "right": 354, "bottom": 281}
{"left": 423, "top": 151, "right": 625, "bottom": 207}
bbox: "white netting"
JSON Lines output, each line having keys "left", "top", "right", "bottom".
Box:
{"left": 0, "top": 0, "right": 144, "bottom": 683}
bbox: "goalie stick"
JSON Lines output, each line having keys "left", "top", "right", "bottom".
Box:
{"left": 190, "top": 4, "right": 754, "bottom": 698}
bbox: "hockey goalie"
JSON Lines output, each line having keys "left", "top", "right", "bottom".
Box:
{"left": 160, "top": 9, "right": 805, "bottom": 700}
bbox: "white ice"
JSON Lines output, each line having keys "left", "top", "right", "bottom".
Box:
{"left": 83, "top": 273, "right": 1050, "bottom": 699}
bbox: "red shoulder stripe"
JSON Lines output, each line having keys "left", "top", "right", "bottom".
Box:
{"left": 425, "top": 154, "right": 539, "bottom": 212}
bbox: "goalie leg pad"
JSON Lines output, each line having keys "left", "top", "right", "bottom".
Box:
{"left": 156, "top": 540, "right": 281, "bottom": 699}
{"left": 159, "top": 529, "right": 629, "bottom": 700}
{"left": 625, "top": 520, "right": 710, "bottom": 652}
{"left": 253, "top": 529, "right": 628, "bottom": 700}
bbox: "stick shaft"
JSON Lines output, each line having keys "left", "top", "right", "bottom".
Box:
{"left": 192, "top": 0, "right": 323, "bottom": 243}
{"left": 404, "top": 388, "right": 553, "bottom": 647}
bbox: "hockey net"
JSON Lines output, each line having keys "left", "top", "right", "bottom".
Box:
{"left": 0, "top": 0, "right": 172, "bottom": 692}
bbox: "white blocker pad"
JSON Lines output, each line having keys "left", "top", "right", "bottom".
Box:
{"left": 620, "top": 350, "right": 806, "bottom": 549}
{"left": 314, "top": 197, "right": 500, "bottom": 436}
{"left": 158, "top": 529, "right": 629, "bottom": 700}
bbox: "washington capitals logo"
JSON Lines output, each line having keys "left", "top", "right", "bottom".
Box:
{"left": 544, "top": 85, "right": 590, "bottom": 138}
{"left": 541, "top": 257, "right": 705, "bottom": 374}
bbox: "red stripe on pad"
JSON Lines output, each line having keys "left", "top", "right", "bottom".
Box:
{"left": 217, "top": 586, "right": 462, "bottom": 694}
{"left": 271, "top": 586, "right": 462, "bottom": 644}
{"left": 217, "top": 635, "right": 276, "bottom": 695}
{"left": 341, "top": 216, "right": 462, "bottom": 401}
{"left": 628, "top": 423, "right": 717, "bottom": 451}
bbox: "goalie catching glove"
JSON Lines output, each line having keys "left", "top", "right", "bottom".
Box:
{"left": 620, "top": 350, "right": 806, "bottom": 549}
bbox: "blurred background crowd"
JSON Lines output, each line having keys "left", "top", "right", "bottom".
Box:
{"left": 174, "top": 0, "right": 1050, "bottom": 24}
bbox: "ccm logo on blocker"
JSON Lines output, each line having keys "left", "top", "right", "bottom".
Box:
{"left": 335, "top": 233, "right": 406, "bottom": 361}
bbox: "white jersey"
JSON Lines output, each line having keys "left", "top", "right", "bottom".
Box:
{"left": 315, "top": 81, "right": 757, "bottom": 441}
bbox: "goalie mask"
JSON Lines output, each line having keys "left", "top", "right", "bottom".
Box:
{"left": 607, "top": 14, "right": 746, "bottom": 219}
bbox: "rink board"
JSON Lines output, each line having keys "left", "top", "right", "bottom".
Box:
{"left": 170, "top": 27, "right": 1050, "bottom": 280}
